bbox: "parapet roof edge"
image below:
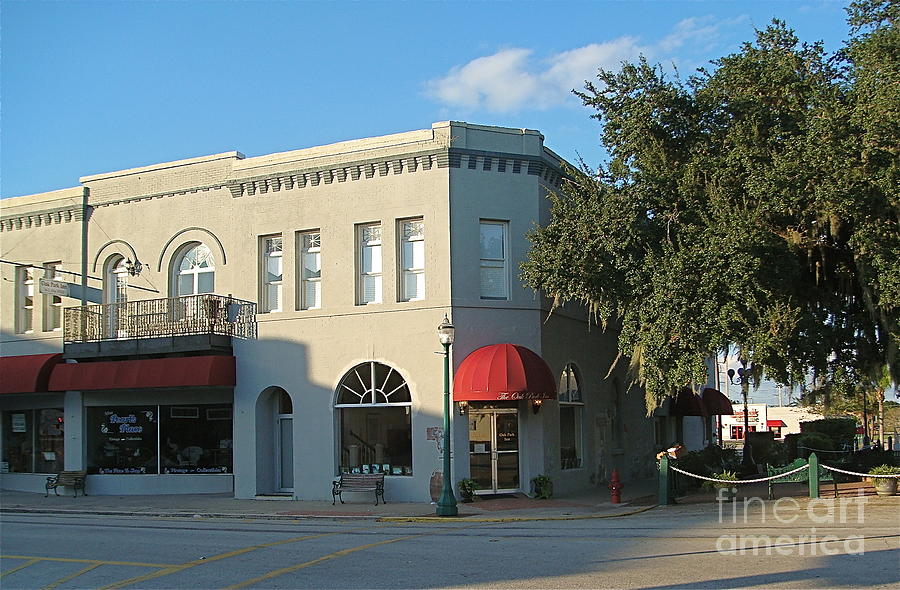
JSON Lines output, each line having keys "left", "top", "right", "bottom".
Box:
{"left": 79, "top": 151, "right": 245, "bottom": 183}
{"left": 1, "top": 186, "right": 84, "bottom": 209}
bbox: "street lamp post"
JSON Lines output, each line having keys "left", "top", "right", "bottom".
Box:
{"left": 436, "top": 314, "right": 458, "bottom": 517}
{"left": 727, "top": 359, "right": 755, "bottom": 473}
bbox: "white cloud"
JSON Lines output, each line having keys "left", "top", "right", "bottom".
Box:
{"left": 425, "top": 16, "right": 744, "bottom": 113}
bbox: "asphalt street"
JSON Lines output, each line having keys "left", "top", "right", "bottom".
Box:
{"left": 2, "top": 498, "right": 898, "bottom": 589}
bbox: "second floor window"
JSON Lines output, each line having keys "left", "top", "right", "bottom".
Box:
{"left": 16, "top": 266, "right": 34, "bottom": 333}
{"left": 479, "top": 220, "right": 508, "bottom": 300}
{"left": 399, "top": 219, "right": 425, "bottom": 301}
{"left": 261, "top": 235, "right": 283, "bottom": 313}
{"left": 176, "top": 243, "right": 215, "bottom": 296}
{"left": 300, "top": 231, "right": 321, "bottom": 310}
{"left": 43, "top": 262, "right": 63, "bottom": 331}
{"left": 358, "top": 224, "right": 382, "bottom": 304}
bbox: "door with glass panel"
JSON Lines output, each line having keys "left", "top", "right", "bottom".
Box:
{"left": 104, "top": 258, "right": 128, "bottom": 339}
{"left": 469, "top": 409, "right": 520, "bottom": 493}
{"left": 276, "top": 416, "right": 294, "bottom": 492}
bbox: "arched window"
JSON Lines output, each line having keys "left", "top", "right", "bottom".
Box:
{"left": 103, "top": 256, "right": 129, "bottom": 338}
{"left": 174, "top": 243, "right": 215, "bottom": 296}
{"left": 558, "top": 364, "right": 584, "bottom": 469}
{"left": 335, "top": 362, "right": 412, "bottom": 476}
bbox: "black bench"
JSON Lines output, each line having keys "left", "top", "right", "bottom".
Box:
{"left": 45, "top": 470, "right": 87, "bottom": 497}
{"left": 766, "top": 459, "right": 835, "bottom": 499}
{"left": 332, "top": 473, "right": 385, "bottom": 505}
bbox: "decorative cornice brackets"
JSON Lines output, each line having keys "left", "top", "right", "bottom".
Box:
{"left": 0, "top": 205, "right": 85, "bottom": 232}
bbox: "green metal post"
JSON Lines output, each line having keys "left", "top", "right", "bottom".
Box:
{"left": 658, "top": 454, "right": 670, "bottom": 506}
{"left": 808, "top": 452, "right": 819, "bottom": 499}
{"left": 436, "top": 341, "right": 458, "bottom": 516}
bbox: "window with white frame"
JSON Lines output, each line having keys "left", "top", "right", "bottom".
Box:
{"left": 16, "top": 266, "right": 34, "bottom": 333}
{"left": 175, "top": 243, "right": 215, "bottom": 296}
{"left": 260, "top": 235, "right": 283, "bottom": 313}
{"left": 43, "top": 262, "right": 63, "bottom": 331}
{"left": 558, "top": 363, "right": 584, "bottom": 469}
{"left": 335, "top": 361, "right": 412, "bottom": 476}
{"left": 399, "top": 219, "right": 425, "bottom": 301}
{"left": 479, "top": 220, "right": 508, "bottom": 300}
{"left": 299, "top": 231, "right": 321, "bottom": 310}
{"left": 358, "top": 223, "right": 382, "bottom": 304}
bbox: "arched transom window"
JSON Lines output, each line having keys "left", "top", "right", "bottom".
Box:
{"left": 335, "top": 362, "right": 412, "bottom": 476}
{"left": 336, "top": 361, "right": 411, "bottom": 406}
{"left": 175, "top": 243, "right": 215, "bottom": 296}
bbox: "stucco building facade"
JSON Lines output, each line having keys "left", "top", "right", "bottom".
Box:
{"left": 1, "top": 122, "right": 658, "bottom": 501}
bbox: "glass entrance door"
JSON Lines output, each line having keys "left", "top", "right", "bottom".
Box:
{"left": 468, "top": 409, "right": 520, "bottom": 493}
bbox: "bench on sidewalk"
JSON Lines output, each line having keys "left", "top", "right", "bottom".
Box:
{"left": 332, "top": 473, "right": 385, "bottom": 505}
{"left": 766, "top": 459, "right": 835, "bottom": 500}
{"left": 45, "top": 470, "right": 87, "bottom": 498}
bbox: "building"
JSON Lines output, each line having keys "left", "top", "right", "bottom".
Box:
{"left": 1, "top": 122, "right": 660, "bottom": 500}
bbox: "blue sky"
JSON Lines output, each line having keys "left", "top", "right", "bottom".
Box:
{"left": 1, "top": 0, "right": 854, "bottom": 405}
{"left": 2, "top": 0, "right": 851, "bottom": 200}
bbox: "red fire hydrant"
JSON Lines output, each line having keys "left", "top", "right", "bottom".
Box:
{"left": 609, "top": 469, "right": 623, "bottom": 504}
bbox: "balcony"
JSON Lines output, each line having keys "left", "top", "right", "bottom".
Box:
{"left": 63, "top": 294, "right": 256, "bottom": 359}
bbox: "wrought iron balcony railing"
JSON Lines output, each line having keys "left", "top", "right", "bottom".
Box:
{"left": 64, "top": 294, "right": 257, "bottom": 343}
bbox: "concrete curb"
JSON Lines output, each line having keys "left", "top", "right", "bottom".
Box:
{"left": 379, "top": 504, "right": 659, "bottom": 523}
{"left": 0, "top": 508, "right": 385, "bottom": 521}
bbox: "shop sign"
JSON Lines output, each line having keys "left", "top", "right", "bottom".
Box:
{"left": 11, "top": 413, "right": 26, "bottom": 433}
{"left": 496, "top": 391, "right": 549, "bottom": 401}
{"left": 164, "top": 466, "right": 229, "bottom": 474}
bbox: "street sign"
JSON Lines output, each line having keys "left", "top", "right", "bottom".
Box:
{"left": 39, "top": 279, "right": 70, "bottom": 297}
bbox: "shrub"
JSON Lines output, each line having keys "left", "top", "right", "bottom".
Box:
{"left": 676, "top": 445, "right": 741, "bottom": 488}
{"left": 868, "top": 464, "right": 900, "bottom": 476}
{"left": 800, "top": 418, "right": 856, "bottom": 450}
{"left": 746, "top": 431, "right": 776, "bottom": 464}
{"left": 797, "top": 433, "right": 834, "bottom": 458}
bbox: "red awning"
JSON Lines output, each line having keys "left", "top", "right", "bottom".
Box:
{"left": 0, "top": 353, "right": 63, "bottom": 394}
{"left": 48, "top": 355, "right": 235, "bottom": 391}
{"left": 702, "top": 387, "right": 734, "bottom": 415}
{"left": 671, "top": 387, "right": 708, "bottom": 417}
{"left": 453, "top": 343, "right": 556, "bottom": 401}
{"left": 767, "top": 419, "right": 787, "bottom": 428}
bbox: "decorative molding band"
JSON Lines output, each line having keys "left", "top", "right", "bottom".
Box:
{"left": 447, "top": 149, "right": 564, "bottom": 188}
{"left": 89, "top": 183, "right": 228, "bottom": 209}
{"left": 0, "top": 206, "right": 84, "bottom": 232}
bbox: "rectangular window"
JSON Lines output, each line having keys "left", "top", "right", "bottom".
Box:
{"left": 260, "top": 235, "right": 283, "bottom": 313}
{"left": 358, "top": 223, "right": 382, "bottom": 304}
{"left": 85, "top": 404, "right": 233, "bottom": 475}
{"left": 559, "top": 405, "right": 583, "bottom": 469}
{"left": 16, "top": 266, "right": 35, "bottom": 333}
{"left": 1, "top": 409, "right": 65, "bottom": 473}
{"left": 399, "top": 219, "right": 425, "bottom": 301}
{"left": 43, "top": 262, "right": 63, "bottom": 331}
{"left": 479, "top": 221, "right": 508, "bottom": 300}
{"left": 299, "top": 231, "right": 322, "bottom": 310}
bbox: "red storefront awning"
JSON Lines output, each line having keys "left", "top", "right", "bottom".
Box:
{"left": 0, "top": 353, "right": 63, "bottom": 394}
{"left": 702, "top": 387, "right": 735, "bottom": 415}
{"left": 671, "top": 387, "right": 708, "bottom": 417}
{"left": 453, "top": 343, "right": 556, "bottom": 401}
{"left": 48, "top": 355, "right": 235, "bottom": 391}
{"left": 767, "top": 419, "right": 787, "bottom": 428}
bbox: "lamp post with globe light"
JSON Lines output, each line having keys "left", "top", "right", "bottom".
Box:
{"left": 728, "top": 359, "right": 756, "bottom": 472}
{"left": 436, "top": 315, "right": 458, "bottom": 516}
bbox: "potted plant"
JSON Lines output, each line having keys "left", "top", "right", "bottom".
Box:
{"left": 531, "top": 474, "right": 553, "bottom": 499}
{"left": 868, "top": 465, "right": 900, "bottom": 496}
{"left": 457, "top": 478, "right": 479, "bottom": 502}
{"left": 704, "top": 470, "right": 739, "bottom": 500}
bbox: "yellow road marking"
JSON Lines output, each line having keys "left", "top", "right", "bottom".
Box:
{"left": 222, "top": 534, "right": 425, "bottom": 589}
{"left": 1, "top": 555, "right": 173, "bottom": 568}
{"left": 99, "top": 529, "right": 349, "bottom": 590}
{"left": 1, "top": 558, "right": 40, "bottom": 577}
{"left": 41, "top": 563, "right": 101, "bottom": 590}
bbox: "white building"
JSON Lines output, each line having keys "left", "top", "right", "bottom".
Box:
{"left": 1, "top": 122, "right": 661, "bottom": 500}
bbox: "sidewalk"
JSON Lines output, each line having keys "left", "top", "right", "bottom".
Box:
{"left": 0, "top": 479, "right": 659, "bottom": 522}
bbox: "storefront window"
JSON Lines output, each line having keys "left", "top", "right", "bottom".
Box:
{"left": 1, "top": 409, "right": 64, "bottom": 473}
{"left": 86, "top": 404, "right": 232, "bottom": 475}
{"left": 558, "top": 364, "right": 583, "bottom": 469}
{"left": 336, "top": 362, "right": 412, "bottom": 475}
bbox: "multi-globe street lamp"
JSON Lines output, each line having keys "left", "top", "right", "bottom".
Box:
{"left": 436, "top": 314, "right": 458, "bottom": 516}
{"left": 727, "top": 359, "right": 756, "bottom": 472}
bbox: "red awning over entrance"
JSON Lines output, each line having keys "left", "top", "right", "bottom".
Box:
{"left": 48, "top": 355, "right": 235, "bottom": 391}
{"left": 671, "top": 388, "right": 708, "bottom": 417}
{"left": 0, "top": 353, "right": 63, "bottom": 394}
{"left": 701, "top": 387, "right": 735, "bottom": 415}
{"left": 453, "top": 343, "right": 556, "bottom": 401}
{"left": 767, "top": 419, "right": 787, "bottom": 428}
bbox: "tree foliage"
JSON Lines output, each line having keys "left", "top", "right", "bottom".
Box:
{"left": 522, "top": 2, "right": 899, "bottom": 413}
